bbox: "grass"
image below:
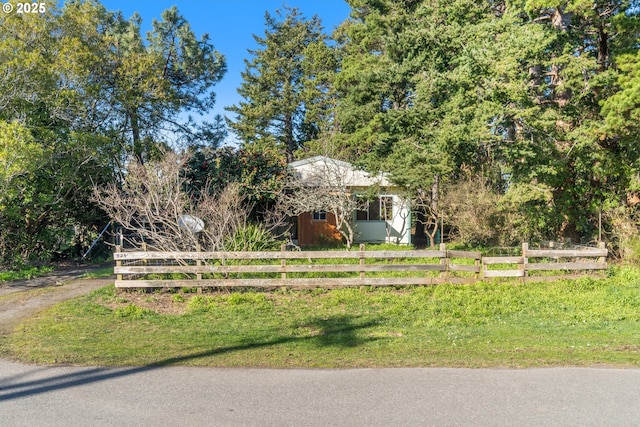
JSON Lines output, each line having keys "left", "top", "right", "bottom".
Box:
{"left": 0, "top": 265, "right": 54, "bottom": 282}
{"left": 2, "top": 265, "right": 640, "bottom": 368}
{"left": 82, "top": 265, "right": 115, "bottom": 279}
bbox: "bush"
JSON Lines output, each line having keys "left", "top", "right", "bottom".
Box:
{"left": 442, "top": 174, "right": 559, "bottom": 247}
{"left": 223, "top": 224, "right": 280, "bottom": 251}
{"left": 442, "top": 174, "right": 501, "bottom": 246}
{"left": 497, "top": 183, "right": 556, "bottom": 245}
{"left": 604, "top": 205, "right": 640, "bottom": 262}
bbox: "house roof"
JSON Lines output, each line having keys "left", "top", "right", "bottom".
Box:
{"left": 289, "top": 155, "right": 393, "bottom": 187}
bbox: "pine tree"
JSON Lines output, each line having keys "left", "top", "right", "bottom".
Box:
{"left": 226, "top": 6, "right": 327, "bottom": 163}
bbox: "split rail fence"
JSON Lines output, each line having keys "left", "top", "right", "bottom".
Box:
{"left": 114, "top": 243, "right": 608, "bottom": 289}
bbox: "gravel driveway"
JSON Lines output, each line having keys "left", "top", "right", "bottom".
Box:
{"left": 0, "top": 266, "right": 113, "bottom": 335}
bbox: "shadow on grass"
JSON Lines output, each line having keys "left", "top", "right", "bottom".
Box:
{"left": 296, "top": 315, "right": 378, "bottom": 348}
{"left": 0, "top": 314, "right": 380, "bottom": 402}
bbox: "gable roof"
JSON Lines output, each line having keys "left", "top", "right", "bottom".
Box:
{"left": 289, "top": 156, "right": 393, "bottom": 187}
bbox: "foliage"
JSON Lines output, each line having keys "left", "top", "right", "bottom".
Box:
{"left": 223, "top": 224, "right": 281, "bottom": 252}
{"left": 602, "top": 50, "right": 640, "bottom": 142}
{"left": 226, "top": 6, "right": 329, "bottom": 162}
{"left": 500, "top": 0, "right": 640, "bottom": 241}
{"left": 442, "top": 172, "right": 501, "bottom": 246}
{"left": 2, "top": 0, "right": 640, "bottom": 264}
{"left": 0, "top": 265, "right": 54, "bottom": 282}
{"left": 497, "top": 183, "right": 556, "bottom": 245}
{"left": 182, "top": 145, "right": 288, "bottom": 211}
{"left": 0, "top": 2, "right": 225, "bottom": 266}
{"left": 326, "top": 0, "right": 640, "bottom": 248}
{"left": 603, "top": 205, "right": 640, "bottom": 262}
{"left": 0, "top": 122, "right": 116, "bottom": 266}
{"left": 95, "top": 4, "right": 227, "bottom": 160}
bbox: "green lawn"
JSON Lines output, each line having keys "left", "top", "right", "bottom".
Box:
{"left": 0, "top": 265, "right": 54, "bottom": 282}
{"left": 2, "top": 266, "right": 639, "bottom": 368}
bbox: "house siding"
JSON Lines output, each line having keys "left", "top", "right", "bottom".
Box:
{"left": 297, "top": 212, "right": 342, "bottom": 246}
{"left": 290, "top": 156, "right": 412, "bottom": 246}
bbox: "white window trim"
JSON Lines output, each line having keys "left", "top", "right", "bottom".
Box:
{"left": 312, "top": 210, "right": 327, "bottom": 221}
{"left": 356, "top": 195, "right": 393, "bottom": 222}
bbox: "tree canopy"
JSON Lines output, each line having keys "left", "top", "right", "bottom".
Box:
{"left": 0, "top": 1, "right": 225, "bottom": 266}
{"left": 2, "top": 0, "right": 640, "bottom": 265}
{"left": 226, "top": 6, "right": 329, "bottom": 163}
{"left": 317, "top": 0, "right": 640, "bottom": 246}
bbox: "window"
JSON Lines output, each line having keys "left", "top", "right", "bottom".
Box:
{"left": 312, "top": 210, "right": 327, "bottom": 221}
{"left": 357, "top": 196, "right": 393, "bottom": 221}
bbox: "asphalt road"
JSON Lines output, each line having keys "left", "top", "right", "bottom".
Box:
{"left": 1, "top": 361, "right": 639, "bottom": 426}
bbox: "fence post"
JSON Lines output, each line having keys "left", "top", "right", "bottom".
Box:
{"left": 196, "top": 244, "right": 202, "bottom": 291}
{"left": 521, "top": 242, "right": 529, "bottom": 283}
{"left": 141, "top": 242, "right": 148, "bottom": 278}
{"left": 116, "top": 229, "right": 124, "bottom": 291}
{"left": 115, "top": 244, "right": 122, "bottom": 283}
{"left": 597, "top": 241, "right": 606, "bottom": 268}
{"left": 281, "top": 244, "right": 287, "bottom": 280}
{"left": 359, "top": 244, "right": 366, "bottom": 280}
{"left": 439, "top": 243, "right": 448, "bottom": 279}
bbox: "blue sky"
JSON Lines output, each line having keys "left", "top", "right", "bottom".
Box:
{"left": 99, "top": 0, "right": 352, "bottom": 145}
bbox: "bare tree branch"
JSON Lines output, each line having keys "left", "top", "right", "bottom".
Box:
{"left": 279, "top": 158, "right": 367, "bottom": 248}
{"left": 93, "top": 151, "right": 250, "bottom": 253}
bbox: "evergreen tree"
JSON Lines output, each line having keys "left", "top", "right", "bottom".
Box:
{"left": 332, "top": 0, "right": 539, "bottom": 244}
{"left": 104, "top": 6, "right": 227, "bottom": 162}
{"left": 226, "top": 6, "right": 327, "bottom": 163}
{"left": 330, "top": 0, "right": 640, "bottom": 244}
{"left": 504, "top": 0, "right": 640, "bottom": 239}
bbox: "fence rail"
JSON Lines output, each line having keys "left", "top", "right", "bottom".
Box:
{"left": 113, "top": 242, "right": 607, "bottom": 289}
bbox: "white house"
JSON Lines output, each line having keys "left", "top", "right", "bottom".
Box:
{"left": 288, "top": 156, "right": 411, "bottom": 246}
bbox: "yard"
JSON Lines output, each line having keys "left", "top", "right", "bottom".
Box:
{"left": 2, "top": 265, "right": 639, "bottom": 368}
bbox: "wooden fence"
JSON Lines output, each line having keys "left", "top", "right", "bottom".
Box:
{"left": 483, "top": 242, "right": 608, "bottom": 282}
{"left": 113, "top": 243, "right": 607, "bottom": 289}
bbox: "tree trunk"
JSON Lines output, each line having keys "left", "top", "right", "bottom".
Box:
{"left": 597, "top": 24, "right": 609, "bottom": 72}
{"left": 128, "top": 106, "right": 143, "bottom": 164}
{"left": 284, "top": 113, "right": 295, "bottom": 163}
{"left": 552, "top": 8, "right": 572, "bottom": 30}
{"left": 414, "top": 188, "right": 427, "bottom": 246}
{"left": 425, "top": 174, "right": 440, "bottom": 248}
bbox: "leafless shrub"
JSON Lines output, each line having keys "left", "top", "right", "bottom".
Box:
{"left": 412, "top": 188, "right": 441, "bottom": 248}
{"left": 441, "top": 172, "right": 501, "bottom": 246}
{"left": 93, "top": 151, "right": 250, "bottom": 252}
{"left": 196, "top": 182, "right": 249, "bottom": 251}
{"left": 603, "top": 205, "right": 640, "bottom": 262}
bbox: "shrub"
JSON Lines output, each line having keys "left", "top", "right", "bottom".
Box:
{"left": 223, "top": 224, "right": 280, "bottom": 251}
{"left": 497, "top": 183, "right": 556, "bottom": 245}
{"left": 604, "top": 205, "right": 640, "bottom": 262}
{"left": 442, "top": 173, "right": 501, "bottom": 246}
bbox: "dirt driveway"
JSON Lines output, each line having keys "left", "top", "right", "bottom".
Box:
{"left": 0, "top": 266, "right": 114, "bottom": 335}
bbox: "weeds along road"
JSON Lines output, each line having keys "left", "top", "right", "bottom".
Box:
{"left": 1, "top": 361, "right": 640, "bottom": 426}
